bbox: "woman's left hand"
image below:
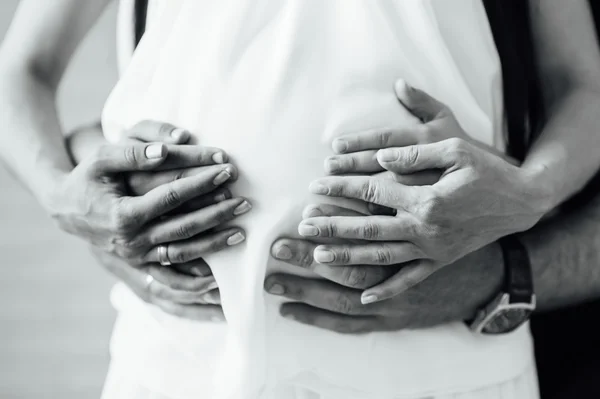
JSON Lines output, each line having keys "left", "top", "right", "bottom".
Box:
{"left": 299, "top": 81, "right": 549, "bottom": 303}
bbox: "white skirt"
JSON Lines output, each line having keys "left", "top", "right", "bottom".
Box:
{"left": 101, "top": 359, "right": 539, "bottom": 399}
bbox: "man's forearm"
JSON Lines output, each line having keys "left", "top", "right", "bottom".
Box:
{"left": 521, "top": 191, "right": 600, "bottom": 311}
{"left": 521, "top": 86, "right": 600, "bottom": 212}
{"left": 0, "top": 68, "right": 72, "bottom": 207}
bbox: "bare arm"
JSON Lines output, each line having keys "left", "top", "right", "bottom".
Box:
{"left": 525, "top": 0, "right": 600, "bottom": 211}
{"left": 0, "top": 0, "right": 110, "bottom": 206}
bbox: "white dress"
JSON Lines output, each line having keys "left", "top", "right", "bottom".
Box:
{"left": 102, "top": 1, "right": 539, "bottom": 398}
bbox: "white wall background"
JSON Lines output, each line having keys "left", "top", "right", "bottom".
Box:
{"left": 0, "top": 2, "right": 120, "bottom": 398}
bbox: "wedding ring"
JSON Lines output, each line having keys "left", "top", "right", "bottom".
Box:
{"left": 157, "top": 245, "right": 172, "bottom": 266}
{"left": 145, "top": 274, "right": 154, "bottom": 290}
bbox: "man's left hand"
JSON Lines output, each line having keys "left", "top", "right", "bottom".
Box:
{"left": 266, "top": 236, "right": 504, "bottom": 334}
{"left": 299, "top": 81, "right": 548, "bottom": 303}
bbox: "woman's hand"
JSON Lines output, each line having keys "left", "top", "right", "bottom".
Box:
{"left": 298, "top": 81, "right": 547, "bottom": 303}
{"left": 54, "top": 120, "right": 250, "bottom": 268}
{"left": 92, "top": 246, "right": 224, "bottom": 321}
{"left": 266, "top": 234, "right": 504, "bottom": 333}
{"left": 65, "top": 120, "right": 252, "bottom": 318}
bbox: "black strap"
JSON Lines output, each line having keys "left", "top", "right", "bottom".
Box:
{"left": 482, "top": 0, "right": 543, "bottom": 162}
{"left": 134, "top": 0, "right": 149, "bottom": 48}
{"left": 498, "top": 235, "right": 534, "bottom": 303}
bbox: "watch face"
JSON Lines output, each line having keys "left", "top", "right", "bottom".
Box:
{"left": 482, "top": 308, "right": 533, "bottom": 334}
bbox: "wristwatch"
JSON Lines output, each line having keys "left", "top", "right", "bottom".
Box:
{"left": 469, "top": 235, "right": 536, "bottom": 334}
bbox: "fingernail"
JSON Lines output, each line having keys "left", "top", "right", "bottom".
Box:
{"left": 361, "top": 294, "right": 379, "bottom": 305}
{"left": 314, "top": 248, "right": 335, "bottom": 263}
{"left": 377, "top": 149, "right": 398, "bottom": 162}
{"left": 211, "top": 315, "right": 225, "bottom": 323}
{"left": 214, "top": 192, "right": 228, "bottom": 202}
{"left": 233, "top": 200, "right": 252, "bottom": 215}
{"left": 227, "top": 232, "right": 245, "bottom": 246}
{"left": 145, "top": 144, "right": 166, "bottom": 159}
{"left": 308, "top": 182, "right": 329, "bottom": 195}
{"left": 275, "top": 245, "right": 292, "bottom": 260}
{"left": 268, "top": 283, "right": 285, "bottom": 295}
{"left": 212, "top": 152, "right": 226, "bottom": 164}
{"left": 170, "top": 128, "right": 188, "bottom": 141}
{"left": 207, "top": 281, "right": 219, "bottom": 291}
{"left": 324, "top": 158, "right": 340, "bottom": 174}
{"left": 213, "top": 170, "right": 231, "bottom": 185}
{"left": 298, "top": 224, "right": 319, "bottom": 237}
{"left": 395, "top": 79, "right": 413, "bottom": 94}
{"left": 191, "top": 266, "right": 210, "bottom": 277}
{"left": 332, "top": 139, "right": 348, "bottom": 153}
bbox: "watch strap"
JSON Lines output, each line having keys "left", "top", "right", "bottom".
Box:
{"left": 499, "top": 234, "right": 534, "bottom": 304}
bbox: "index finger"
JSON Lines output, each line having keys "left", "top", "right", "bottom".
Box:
{"left": 264, "top": 274, "right": 367, "bottom": 315}
{"left": 271, "top": 238, "right": 389, "bottom": 288}
{"left": 309, "top": 175, "right": 422, "bottom": 209}
{"left": 154, "top": 144, "right": 229, "bottom": 170}
{"left": 332, "top": 126, "right": 421, "bottom": 154}
{"left": 126, "top": 120, "right": 191, "bottom": 144}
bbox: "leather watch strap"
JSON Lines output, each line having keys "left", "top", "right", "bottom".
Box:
{"left": 499, "top": 235, "right": 534, "bottom": 304}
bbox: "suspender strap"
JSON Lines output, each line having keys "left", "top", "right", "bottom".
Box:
{"left": 134, "top": 0, "right": 149, "bottom": 48}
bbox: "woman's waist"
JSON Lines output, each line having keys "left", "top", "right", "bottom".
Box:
{"left": 110, "top": 279, "right": 535, "bottom": 397}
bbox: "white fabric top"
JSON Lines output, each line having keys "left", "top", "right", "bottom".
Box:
{"left": 105, "top": 1, "right": 534, "bottom": 398}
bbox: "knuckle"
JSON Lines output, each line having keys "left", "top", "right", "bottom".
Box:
{"left": 112, "top": 203, "right": 143, "bottom": 233}
{"left": 346, "top": 156, "right": 357, "bottom": 171}
{"left": 378, "top": 130, "right": 392, "bottom": 147}
{"left": 162, "top": 187, "right": 182, "bottom": 209}
{"left": 342, "top": 267, "right": 368, "bottom": 288}
{"left": 402, "top": 146, "right": 420, "bottom": 166}
{"left": 339, "top": 247, "right": 352, "bottom": 264}
{"left": 358, "top": 222, "right": 379, "bottom": 240}
{"left": 325, "top": 222, "right": 336, "bottom": 238}
{"left": 445, "top": 138, "right": 471, "bottom": 164}
{"left": 361, "top": 180, "right": 379, "bottom": 202}
{"left": 298, "top": 249, "right": 315, "bottom": 268}
{"left": 334, "top": 296, "right": 356, "bottom": 315}
{"left": 123, "top": 145, "right": 139, "bottom": 167}
{"left": 415, "top": 190, "right": 444, "bottom": 225}
{"left": 173, "top": 223, "right": 194, "bottom": 240}
{"left": 374, "top": 247, "right": 393, "bottom": 265}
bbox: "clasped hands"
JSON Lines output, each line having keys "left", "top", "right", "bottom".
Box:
{"left": 70, "top": 80, "right": 547, "bottom": 333}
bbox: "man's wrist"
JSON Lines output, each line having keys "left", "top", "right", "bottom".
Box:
{"left": 457, "top": 242, "right": 505, "bottom": 321}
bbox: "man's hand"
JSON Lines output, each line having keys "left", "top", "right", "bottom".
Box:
{"left": 298, "top": 81, "right": 546, "bottom": 303}
{"left": 266, "top": 236, "right": 504, "bottom": 333}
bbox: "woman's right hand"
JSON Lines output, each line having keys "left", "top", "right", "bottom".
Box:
{"left": 54, "top": 120, "right": 250, "bottom": 273}
{"left": 92, "top": 246, "right": 225, "bottom": 321}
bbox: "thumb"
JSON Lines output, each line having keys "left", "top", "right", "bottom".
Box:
{"left": 395, "top": 79, "right": 445, "bottom": 123}
{"left": 86, "top": 143, "right": 168, "bottom": 176}
{"left": 376, "top": 141, "right": 455, "bottom": 174}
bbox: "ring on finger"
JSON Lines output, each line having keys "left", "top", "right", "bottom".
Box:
{"left": 157, "top": 245, "right": 172, "bottom": 266}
